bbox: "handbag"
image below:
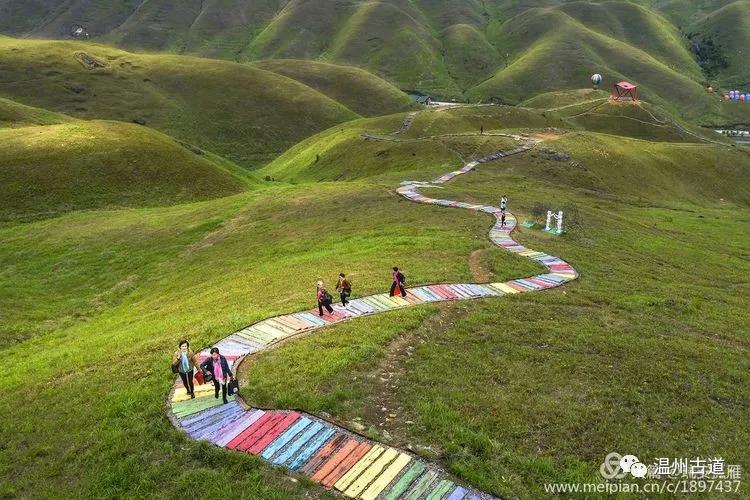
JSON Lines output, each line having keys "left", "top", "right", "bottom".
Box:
{"left": 203, "top": 369, "right": 214, "bottom": 383}
{"left": 194, "top": 369, "right": 205, "bottom": 385}
{"left": 171, "top": 361, "right": 179, "bottom": 374}
{"left": 228, "top": 379, "right": 240, "bottom": 396}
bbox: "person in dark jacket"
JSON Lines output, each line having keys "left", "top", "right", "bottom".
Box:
{"left": 172, "top": 339, "right": 200, "bottom": 399}
{"left": 335, "top": 273, "right": 352, "bottom": 306}
{"left": 390, "top": 267, "right": 407, "bottom": 297}
{"left": 317, "top": 280, "right": 334, "bottom": 316}
{"left": 200, "top": 347, "right": 233, "bottom": 404}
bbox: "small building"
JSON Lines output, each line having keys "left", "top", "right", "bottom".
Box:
{"left": 414, "top": 95, "right": 433, "bottom": 106}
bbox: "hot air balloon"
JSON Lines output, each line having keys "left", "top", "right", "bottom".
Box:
{"left": 591, "top": 73, "right": 602, "bottom": 89}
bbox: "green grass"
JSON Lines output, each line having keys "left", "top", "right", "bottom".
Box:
{"left": 251, "top": 59, "right": 414, "bottom": 117}
{"left": 1, "top": 87, "right": 749, "bottom": 499}
{"left": 0, "top": 119, "right": 250, "bottom": 222}
{"left": 239, "top": 127, "right": 750, "bottom": 497}
{"left": 0, "top": 97, "right": 72, "bottom": 128}
{"left": 0, "top": 37, "right": 359, "bottom": 167}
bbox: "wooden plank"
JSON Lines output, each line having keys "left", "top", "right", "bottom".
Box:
{"left": 343, "top": 447, "right": 399, "bottom": 497}
{"left": 381, "top": 461, "right": 425, "bottom": 500}
{"left": 301, "top": 434, "right": 350, "bottom": 475}
{"left": 403, "top": 469, "right": 439, "bottom": 500}
{"left": 319, "top": 442, "right": 372, "bottom": 488}
{"left": 227, "top": 412, "right": 281, "bottom": 450}
{"left": 288, "top": 427, "right": 337, "bottom": 470}
{"left": 213, "top": 409, "right": 266, "bottom": 446}
{"left": 247, "top": 412, "right": 302, "bottom": 455}
{"left": 425, "top": 479, "right": 455, "bottom": 499}
{"left": 260, "top": 417, "right": 311, "bottom": 459}
{"left": 333, "top": 445, "right": 385, "bottom": 492}
{"left": 271, "top": 421, "right": 325, "bottom": 465}
{"left": 445, "top": 486, "right": 468, "bottom": 500}
{"left": 490, "top": 282, "right": 519, "bottom": 294}
{"left": 359, "top": 453, "right": 412, "bottom": 500}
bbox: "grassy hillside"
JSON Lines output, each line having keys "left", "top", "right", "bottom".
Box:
{"left": 0, "top": 119, "right": 249, "bottom": 222}
{"left": 1, "top": 97, "right": 748, "bottom": 498}
{"left": 252, "top": 59, "right": 413, "bottom": 117}
{"left": 0, "top": 37, "right": 360, "bottom": 167}
{"left": 2, "top": 0, "right": 741, "bottom": 123}
{"left": 690, "top": 1, "right": 750, "bottom": 88}
{"left": 0, "top": 97, "right": 73, "bottom": 127}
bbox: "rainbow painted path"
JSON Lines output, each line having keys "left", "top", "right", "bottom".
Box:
{"left": 167, "top": 137, "right": 577, "bottom": 499}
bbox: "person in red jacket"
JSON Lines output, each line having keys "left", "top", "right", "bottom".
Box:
{"left": 390, "top": 267, "right": 407, "bottom": 297}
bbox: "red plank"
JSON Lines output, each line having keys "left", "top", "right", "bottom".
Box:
{"left": 235, "top": 413, "right": 287, "bottom": 451}
{"left": 226, "top": 412, "right": 276, "bottom": 450}
{"left": 320, "top": 441, "right": 373, "bottom": 488}
{"left": 300, "top": 433, "right": 349, "bottom": 475}
{"left": 435, "top": 285, "right": 458, "bottom": 299}
{"left": 505, "top": 282, "right": 528, "bottom": 292}
{"left": 246, "top": 412, "right": 301, "bottom": 455}
{"left": 310, "top": 439, "right": 363, "bottom": 484}
{"left": 428, "top": 286, "right": 450, "bottom": 299}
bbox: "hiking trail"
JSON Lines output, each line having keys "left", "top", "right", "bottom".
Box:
{"left": 166, "top": 135, "right": 578, "bottom": 499}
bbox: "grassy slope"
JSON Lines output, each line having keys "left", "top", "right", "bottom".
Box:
{"left": 2, "top": 0, "right": 746, "bottom": 122}
{"left": 0, "top": 119, "right": 250, "bottom": 222}
{"left": 691, "top": 1, "right": 750, "bottom": 88}
{"left": 242, "top": 120, "right": 750, "bottom": 497}
{"left": 251, "top": 59, "right": 413, "bottom": 117}
{"left": 470, "top": 5, "right": 718, "bottom": 121}
{"left": 0, "top": 173, "right": 540, "bottom": 496}
{"left": 0, "top": 37, "right": 358, "bottom": 167}
{"left": 0, "top": 96, "right": 73, "bottom": 127}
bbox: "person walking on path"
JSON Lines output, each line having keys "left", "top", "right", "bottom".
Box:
{"left": 335, "top": 273, "right": 352, "bottom": 306}
{"left": 317, "top": 280, "right": 334, "bottom": 316}
{"left": 172, "top": 339, "right": 200, "bottom": 399}
{"left": 200, "top": 347, "right": 233, "bottom": 404}
{"left": 390, "top": 267, "right": 407, "bottom": 298}
{"left": 500, "top": 195, "right": 507, "bottom": 211}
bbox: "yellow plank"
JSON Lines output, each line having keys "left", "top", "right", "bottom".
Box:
{"left": 387, "top": 295, "right": 411, "bottom": 307}
{"left": 334, "top": 445, "right": 384, "bottom": 492}
{"left": 491, "top": 283, "right": 520, "bottom": 294}
{"left": 359, "top": 453, "right": 412, "bottom": 500}
{"left": 171, "top": 381, "right": 214, "bottom": 402}
{"left": 344, "top": 448, "right": 399, "bottom": 497}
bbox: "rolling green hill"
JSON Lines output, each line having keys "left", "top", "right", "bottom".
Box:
{"left": 2, "top": 0, "right": 745, "bottom": 124}
{"left": 251, "top": 59, "right": 414, "bottom": 117}
{"left": 2, "top": 102, "right": 747, "bottom": 497}
{"left": 0, "top": 37, "right": 362, "bottom": 167}
{"left": 0, "top": 97, "right": 73, "bottom": 127}
{"left": 0, "top": 118, "right": 249, "bottom": 222}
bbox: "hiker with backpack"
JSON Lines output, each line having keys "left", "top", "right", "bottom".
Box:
{"left": 317, "top": 280, "right": 334, "bottom": 316}
{"left": 390, "top": 267, "right": 407, "bottom": 298}
{"left": 335, "top": 273, "right": 352, "bottom": 306}
{"left": 171, "top": 339, "right": 200, "bottom": 399}
{"left": 200, "top": 347, "right": 233, "bottom": 404}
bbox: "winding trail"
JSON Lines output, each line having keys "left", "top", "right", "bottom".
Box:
{"left": 167, "top": 137, "right": 578, "bottom": 499}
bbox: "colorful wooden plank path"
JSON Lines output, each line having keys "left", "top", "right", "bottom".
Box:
{"left": 166, "top": 137, "right": 578, "bottom": 499}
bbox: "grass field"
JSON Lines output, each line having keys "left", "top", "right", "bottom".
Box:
{"left": 1, "top": 91, "right": 748, "bottom": 500}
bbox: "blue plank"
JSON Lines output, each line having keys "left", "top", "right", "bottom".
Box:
{"left": 272, "top": 421, "right": 325, "bottom": 465}
{"left": 288, "top": 427, "right": 336, "bottom": 470}
{"left": 260, "top": 417, "right": 312, "bottom": 460}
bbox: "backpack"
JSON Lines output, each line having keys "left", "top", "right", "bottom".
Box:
{"left": 322, "top": 290, "right": 333, "bottom": 304}
{"left": 397, "top": 271, "right": 406, "bottom": 283}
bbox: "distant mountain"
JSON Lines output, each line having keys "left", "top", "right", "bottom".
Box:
{"left": 0, "top": 0, "right": 745, "bottom": 119}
